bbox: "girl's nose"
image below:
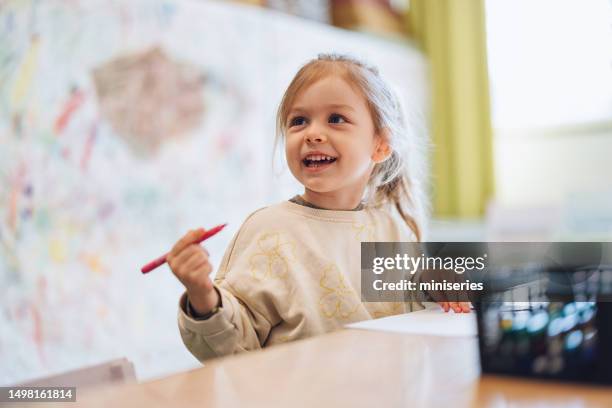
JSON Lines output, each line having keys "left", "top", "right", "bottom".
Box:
{"left": 305, "top": 127, "right": 327, "bottom": 143}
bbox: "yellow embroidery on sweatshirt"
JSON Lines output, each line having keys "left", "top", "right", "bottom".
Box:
{"left": 352, "top": 222, "right": 375, "bottom": 241}
{"left": 318, "top": 264, "right": 360, "bottom": 319}
{"left": 249, "top": 232, "right": 295, "bottom": 281}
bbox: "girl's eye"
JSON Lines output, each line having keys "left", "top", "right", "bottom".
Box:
{"left": 329, "top": 114, "right": 346, "bottom": 124}
{"left": 289, "top": 116, "right": 307, "bottom": 127}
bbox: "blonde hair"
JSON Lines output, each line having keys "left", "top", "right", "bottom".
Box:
{"left": 275, "top": 54, "right": 429, "bottom": 241}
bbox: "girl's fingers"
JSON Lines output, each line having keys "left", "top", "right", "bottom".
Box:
{"left": 183, "top": 252, "right": 209, "bottom": 276}
{"left": 438, "top": 302, "right": 471, "bottom": 313}
{"left": 449, "top": 302, "right": 463, "bottom": 313}
{"left": 438, "top": 302, "right": 450, "bottom": 312}
{"left": 448, "top": 302, "right": 471, "bottom": 313}
{"left": 170, "top": 245, "right": 199, "bottom": 269}
{"left": 169, "top": 229, "right": 205, "bottom": 258}
{"left": 459, "top": 302, "right": 471, "bottom": 313}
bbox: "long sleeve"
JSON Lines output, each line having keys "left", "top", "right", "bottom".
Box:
{"left": 177, "top": 209, "right": 284, "bottom": 362}
{"left": 177, "top": 284, "right": 272, "bottom": 362}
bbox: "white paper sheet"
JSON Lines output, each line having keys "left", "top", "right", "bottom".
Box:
{"left": 346, "top": 306, "right": 478, "bottom": 337}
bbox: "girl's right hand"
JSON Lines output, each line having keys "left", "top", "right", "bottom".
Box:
{"left": 167, "top": 228, "right": 219, "bottom": 315}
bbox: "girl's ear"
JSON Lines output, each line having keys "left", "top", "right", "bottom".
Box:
{"left": 372, "top": 128, "right": 392, "bottom": 163}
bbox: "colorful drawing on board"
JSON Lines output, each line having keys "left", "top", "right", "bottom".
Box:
{"left": 92, "top": 47, "right": 206, "bottom": 156}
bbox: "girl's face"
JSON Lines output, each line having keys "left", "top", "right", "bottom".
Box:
{"left": 284, "top": 75, "right": 389, "bottom": 208}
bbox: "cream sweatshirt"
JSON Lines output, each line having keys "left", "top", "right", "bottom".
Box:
{"left": 177, "top": 200, "right": 423, "bottom": 362}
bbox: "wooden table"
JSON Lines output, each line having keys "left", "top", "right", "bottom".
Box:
{"left": 32, "top": 329, "right": 612, "bottom": 408}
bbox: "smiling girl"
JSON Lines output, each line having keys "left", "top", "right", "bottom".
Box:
{"left": 169, "top": 54, "right": 468, "bottom": 362}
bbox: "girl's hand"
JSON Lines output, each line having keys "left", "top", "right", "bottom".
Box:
{"left": 167, "top": 229, "right": 219, "bottom": 315}
{"left": 437, "top": 302, "right": 471, "bottom": 313}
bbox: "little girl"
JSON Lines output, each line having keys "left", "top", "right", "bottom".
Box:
{"left": 170, "top": 54, "right": 469, "bottom": 362}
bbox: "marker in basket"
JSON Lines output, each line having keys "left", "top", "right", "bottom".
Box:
{"left": 141, "top": 223, "right": 227, "bottom": 274}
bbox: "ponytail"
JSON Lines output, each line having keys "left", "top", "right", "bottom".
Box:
{"left": 373, "top": 173, "right": 422, "bottom": 242}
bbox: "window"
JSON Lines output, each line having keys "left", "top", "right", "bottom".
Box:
{"left": 486, "top": 0, "right": 612, "bottom": 131}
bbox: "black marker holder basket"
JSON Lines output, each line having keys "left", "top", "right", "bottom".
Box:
{"left": 475, "top": 264, "right": 612, "bottom": 385}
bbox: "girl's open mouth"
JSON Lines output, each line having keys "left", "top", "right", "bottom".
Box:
{"left": 302, "top": 155, "right": 337, "bottom": 172}
{"left": 302, "top": 157, "right": 337, "bottom": 167}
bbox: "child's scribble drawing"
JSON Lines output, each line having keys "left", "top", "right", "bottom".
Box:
{"left": 93, "top": 47, "right": 205, "bottom": 156}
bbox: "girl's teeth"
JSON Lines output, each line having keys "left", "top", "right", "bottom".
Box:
{"left": 308, "top": 155, "right": 333, "bottom": 161}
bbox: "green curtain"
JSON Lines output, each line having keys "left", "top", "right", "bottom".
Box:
{"left": 409, "top": 0, "right": 494, "bottom": 218}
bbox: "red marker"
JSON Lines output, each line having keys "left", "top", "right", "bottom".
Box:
{"left": 141, "top": 223, "right": 227, "bottom": 274}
